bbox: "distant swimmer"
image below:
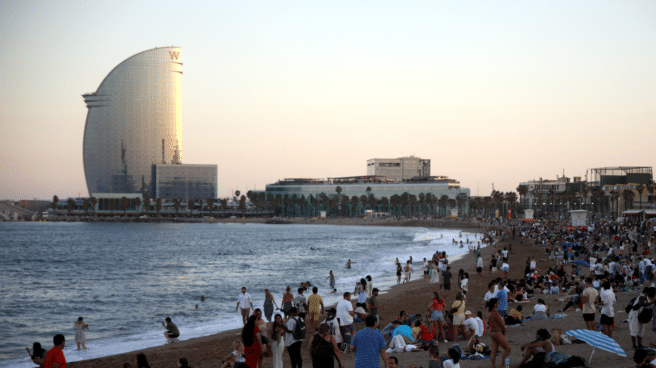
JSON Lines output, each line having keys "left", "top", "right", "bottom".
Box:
{"left": 346, "top": 259, "right": 352, "bottom": 269}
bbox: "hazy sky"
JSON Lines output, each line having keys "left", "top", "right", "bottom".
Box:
{"left": 1, "top": 1, "right": 654, "bottom": 200}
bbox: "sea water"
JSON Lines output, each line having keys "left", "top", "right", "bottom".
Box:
{"left": 0, "top": 222, "right": 483, "bottom": 367}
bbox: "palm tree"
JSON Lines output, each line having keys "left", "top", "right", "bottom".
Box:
{"left": 155, "top": 198, "right": 162, "bottom": 216}
{"left": 82, "top": 198, "right": 90, "bottom": 216}
{"left": 335, "top": 186, "right": 343, "bottom": 215}
{"left": 121, "top": 196, "right": 129, "bottom": 216}
{"left": 516, "top": 185, "right": 529, "bottom": 209}
{"left": 142, "top": 196, "right": 150, "bottom": 215}
{"left": 609, "top": 190, "right": 620, "bottom": 218}
{"left": 622, "top": 189, "right": 635, "bottom": 211}
{"left": 636, "top": 184, "right": 645, "bottom": 209}
{"left": 135, "top": 197, "right": 142, "bottom": 215}
{"left": 173, "top": 199, "right": 181, "bottom": 216}
{"left": 67, "top": 198, "right": 76, "bottom": 214}
{"left": 188, "top": 199, "right": 195, "bottom": 216}
{"left": 239, "top": 195, "right": 247, "bottom": 216}
{"left": 51, "top": 195, "right": 59, "bottom": 213}
{"left": 90, "top": 196, "right": 98, "bottom": 216}
{"left": 207, "top": 198, "right": 216, "bottom": 216}
{"left": 438, "top": 195, "right": 449, "bottom": 217}
{"left": 505, "top": 192, "right": 517, "bottom": 217}
{"left": 647, "top": 181, "right": 655, "bottom": 208}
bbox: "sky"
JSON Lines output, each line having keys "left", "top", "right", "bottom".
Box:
{"left": 1, "top": 1, "right": 655, "bottom": 200}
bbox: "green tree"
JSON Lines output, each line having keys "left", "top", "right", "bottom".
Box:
{"left": 647, "top": 181, "right": 655, "bottom": 208}
{"left": 82, "top": 198, "right": 90, "bottom": 216}
{"left": 51, "top": 195, "right": 59, "bottom": 213}
{"left": 67, "top": 198, "right": 76, "bottom": 214}
{"left": 438, "top": 195, "right": 449, "bottom": 217}
{"left": 636, "top": 184, "right": 645, "bottom": 209}
{"left": 173, "top": 199, "right": 181, "bottom": 216}
{"left": 207, "top": 198, "right": 216, "bottom": 216}
{"left": 622, "top": 188, "right": 635, "bottom": 211}
{"left": 155, "top": 198, "right": 162, "bottom": 216}
{"left": 90, "top": 196, "right": 98, "bottom": 216}
{"left": 121, "top": 196, "right": 129, "bottom": 216}
{"left": 516, "top": 185, "right": 529, "bottom": 208}
{"left": 142, "top": 196, "right": 151, "bottom": 215}
{"left": 188, "top": 199, "right": 195, "bottom": 216}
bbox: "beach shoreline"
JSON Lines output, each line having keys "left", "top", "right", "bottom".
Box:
{"left": 63, "top": 222, "right": 638, "bottom": 368}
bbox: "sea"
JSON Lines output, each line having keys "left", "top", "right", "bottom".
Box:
{"left": 0, "top": 222, "right": 483, "bottom": 367}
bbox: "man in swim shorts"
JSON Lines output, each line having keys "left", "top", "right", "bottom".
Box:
{"left": 235, "top": 287, "right": 253, "bottom": 326}
{"left": 307, "top": 286, "right": 324, "bottom": 332}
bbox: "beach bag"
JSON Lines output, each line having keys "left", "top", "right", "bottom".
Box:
{"left": 292, "top": 317, "right": 306, "bottom": 340}
{"left": 639, "top": 306, "right": 653, "bottom": 324}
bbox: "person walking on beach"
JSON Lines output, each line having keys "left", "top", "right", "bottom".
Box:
{"left": 242, "top": 315, "right": 263, "bottom": 368}
{"left": 350, "top": 315, "right": 388, "bottom": 368}
{"left": 263, "top": 289, "right": 280, "bottom": 322}
{"left": 336, "top": 292, "right": 355, "bottom": 350}
{"left": 367, "top": 288, "right": 381, "bottom": 326}
{"left": 282, "top": 286, "right": 294, "bottom": 318}
{"left": 73, "top": 317, "right": 89, "bottom": 350}
{"left": 476, "top": 255, "right": 483, "bottom": 279}
{"left": 44, "top": 334, "right": 66, "bottom": 368}
{"left": 285, "top": 307, "right": 304, "bottom": 368}
{"left": 269, "top": 314, "right": 286, "bottom": 368}
{"left": 308, "top": 323, "right": 343, "bottom": 368}
{"left": 294, "top": 288, "right": 308, "bottom": 319}
{"left": 307, "top": 286, "right": 324, "bottom": 333}
{"left": 236, "top": 287, "right": 253, "bottom": 326}
{"left": 162, "top": 317, "right": 180, "bottom": 341}
{"left": 487, "top": 298, "right": 510, "bottom": 368}
{"left": 396, "top": 263, "right": 403, "bottom": 285}
{"left": 451, "top": 292, "right": 466, "bottom": 342}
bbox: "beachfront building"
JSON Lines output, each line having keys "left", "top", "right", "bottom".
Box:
{"left": 517, "top": 176, "right": 569, "bottom": 209}
{"left": 151, "top": 164, "right": 217, "bottom": 200}
{"left": 265, "top": 175, "right": 470, "bottom": 216}
{"left": 82, "top": 47, "right": 217, "bottom": 199}
{"left": 366, "top": 156, "right": 430, "bottom": 180}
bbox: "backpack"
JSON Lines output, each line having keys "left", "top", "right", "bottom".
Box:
{"left": 292, "top": 317, "right": 306, "bottom": 340}
{"left": 625, "top": 297, "right": 637, "bottom": 314}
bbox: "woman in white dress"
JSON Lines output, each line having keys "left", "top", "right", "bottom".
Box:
{"left": 268, "top": 314, "right": 285, "bottom": 368}
{"left": 430, "top": 262, "right": 441, "bottom": 284}
{"left": 74, "top": 317, "right": 89, "bottom": 350}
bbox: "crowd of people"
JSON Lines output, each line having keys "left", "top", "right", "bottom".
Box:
{"left": 25, "top": 215, "right": 656, "bottom": 368}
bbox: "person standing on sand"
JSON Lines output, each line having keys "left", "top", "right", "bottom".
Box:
{"left": 242, "top": 315, "right": 263, "bottom": 368}
{"left": 73, "top": 317, "right": 89, "bottom": 350}
{"left": 307, "top": 286, "right": 324, "bottom": 333}
{"left": 336, "top": 292, "right": 355, "bottom": 350}
{"left": 396, "top": 263, "right": 403, "bottom": 285}
{"left": 600, "top": 281, "right": 616, "bottom": 337}
{"left": 487, "top": 298, "right": 510, "bottom": 368}
{"left": 294, "top": 288, "right": 308, "bottom": 319}
{"left": 476, "top": 255, "right": 483, "bottom": 279}
{"left": 580, "top": 277, "right": 598, "bottom": 330}
{"left": 442, "top": 267, "right": 452, "bottom": 298}
{"left": 350, "top": 315, "right": 388, "bottom": 368}
{"left": 236, "top": 287, "right": 253, "bottom": 326}
{"left": 367, "top": 288, "right": 381, "bottom": 326}
{"left": 263, "top": 289, "right": 280, "bottom": 322}
{"left": 44, "top": 334, "right": 66, "bottom": 368}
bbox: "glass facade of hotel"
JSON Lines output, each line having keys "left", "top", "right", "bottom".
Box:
{"left": 82, "top": 47, "right": 183, "bottom": 195}
{"left": 151, "top": 164, "right": 217, "bottom": 200}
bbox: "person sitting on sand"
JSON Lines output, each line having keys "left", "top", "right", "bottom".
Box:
{"left": 409, "top": 344, "right": 443, "bottom": 368}
{"left": 530, "top": 299, "right": 550, "bottom": 320}
{"left": 136, "top": 353, "right": 152, "bottom": 368}
{"left": 178, "top": 357, "right": 192, "bottom": 368}
{"left": 443, "top": 347, "right": 461, "bottom": 368}
{"left": 219, "top": 340, "right": 246, "bottom": 368}
{"left": 162, "top": 317, "right": 180, "bottom": 341}
{"left": 505, "top": 306, "right": 524, "bottom": 325}
{"left": 516, "top": 328, "right": 556, "bottom": 368}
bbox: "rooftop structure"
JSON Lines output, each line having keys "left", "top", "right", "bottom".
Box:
{"left": 366, "top": 156, "right": 430, "bottom": 181}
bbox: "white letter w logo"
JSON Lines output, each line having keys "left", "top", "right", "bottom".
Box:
{"left": 169, "top": 51, "right": 180, "bottom": 60}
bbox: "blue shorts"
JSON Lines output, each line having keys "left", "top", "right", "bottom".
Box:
{"left": 431, "top": 310, "right": 444, "bottom": 322}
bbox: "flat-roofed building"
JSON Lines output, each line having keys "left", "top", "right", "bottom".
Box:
{"left": 366, "top": 156, "right": 430, "bottom": 181}
{"left": 151, "top": 164, "right": 217, "bottom": 200}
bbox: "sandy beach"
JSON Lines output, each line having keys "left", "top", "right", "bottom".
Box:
{"left": 65, "top": 220, "right": 639, "bottom": 368}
